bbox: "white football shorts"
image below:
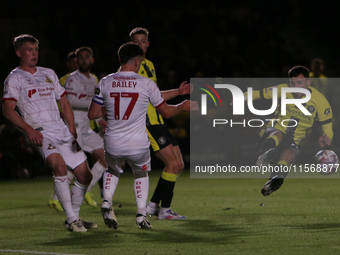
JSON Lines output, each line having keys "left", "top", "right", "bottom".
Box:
{"left": 105, "top": 149, "right": 151, "bottom": 174}
{"left": 76, "top": 127, "right": 104, "bottom": 153}
{"left": 37, "top": 128, "right": 87, "bottom": 169}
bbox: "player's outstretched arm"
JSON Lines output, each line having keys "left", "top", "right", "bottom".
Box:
{"left": 2, "top": 100, "right": 43, "bottom": 146}
{"left": 156, "top": 100, "right": 199, "bottom": 119}
{"left": 161, "top": 81, "right": 192, "bottom": 101}
{"left": 58, "top": 96, "right": 77, "bottom": 139}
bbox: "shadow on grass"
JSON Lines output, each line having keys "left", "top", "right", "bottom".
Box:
{"left": 43, "top": 219, "right": 264, "bottom": 247}
{"left": 281, "top": 223, "right": 340, "bottom": 231}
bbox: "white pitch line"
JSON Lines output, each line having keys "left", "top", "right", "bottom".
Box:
{"left": 0, "top": 249, "right": 83, "bottom": 255}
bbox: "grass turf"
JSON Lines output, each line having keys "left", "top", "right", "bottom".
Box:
{"left": 0, "top": 170, "right": 340, "bottom": 255}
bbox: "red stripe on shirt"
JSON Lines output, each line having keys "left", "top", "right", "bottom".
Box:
{"left": 155, "top": 100, "right": 165, "bottom": 108}
{"left": 2, "top": 97, "right": 17, "bottom": 102}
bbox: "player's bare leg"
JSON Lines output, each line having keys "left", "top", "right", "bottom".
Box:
{"left": 147, "top": 144, "right": 186, "bottom": 219}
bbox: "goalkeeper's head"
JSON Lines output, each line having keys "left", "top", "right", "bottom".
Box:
{"left": 129, "top": 27, "right": 149, "bottom": 55}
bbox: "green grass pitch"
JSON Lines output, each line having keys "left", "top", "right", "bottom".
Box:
{"left": 1, "top": 170, "right": 340, "bottom": 255}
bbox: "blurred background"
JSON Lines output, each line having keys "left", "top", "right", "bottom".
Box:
{"left": 1, "top": 0, "right": 340, "bottom": 179}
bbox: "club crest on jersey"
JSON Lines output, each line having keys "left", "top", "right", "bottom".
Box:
{"left": 46, "top": 76, "right": 52, "bottom": 83}
{"left": 158, "top": 136, "right": 166, "bottom": 145}
{"left": 308, "top": 105, "right": 315, "bottom": 113}
{"left": 47, "top": 144, "right": 56, "bottom": 150}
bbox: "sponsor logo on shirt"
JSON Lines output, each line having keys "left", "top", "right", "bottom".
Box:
{"left": 113, "top": 76, "right": 136, "bottom": 80}
{"left": 324, "top": 107, "right": 331, "bottom": 115}
{"left": 33, "top": 87, "right": 55, "bottom": 97}
{"left": 26, "top": 79, "right": 33, "bottom": 85}
{"left": 28, "top": 89, "right": 37, "bottom": 98}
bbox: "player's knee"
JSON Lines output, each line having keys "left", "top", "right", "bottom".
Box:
{"left": 74, "top": 164, "right": 93, "bottom": 185}
{"left": 178, "top": 160, "right": 184, "bottom": 172}
{"left": 170, "top": 161, "right": 181, "bottom": 174}
{"left": 98, "top": 158, "right": 107, "bottom": 168}
{"left": 52, "top": 162, "right": 67, "bottom": 177}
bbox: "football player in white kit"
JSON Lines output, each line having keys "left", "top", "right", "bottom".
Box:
{"left": 48, "top": 47, "right": 107, "bottom": 209}
{"left": 2, "top": 34, "right": 96, "bottom": 232}
{"left": 88, "top": 42, "right": 198, "bottom": 229}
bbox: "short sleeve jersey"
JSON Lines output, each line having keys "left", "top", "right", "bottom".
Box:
{"left": 64, "top": 70, "right": 98, "bottom": 130}
{"left": 92, "top": 71, "right": 165, "bottom": 155}
{"left": 3, "top": 67, "right": 66, "bottom": 131}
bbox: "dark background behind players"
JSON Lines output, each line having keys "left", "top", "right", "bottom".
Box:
{"left": 1, "top": 0, "right": 340, "bottom": 177}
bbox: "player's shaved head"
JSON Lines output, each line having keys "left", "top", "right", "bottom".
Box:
{"left": 118, "top": 42, "right": 144, "bottom": 64}
{"left": 13, "top": 34, "right": 39, "bottom": 50}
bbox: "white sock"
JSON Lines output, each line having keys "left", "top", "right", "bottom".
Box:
{"left": 67, "top": 169, "right": 75, "bottom": 184}
{"left": 51, "top": 193, "right": 58, "bottom": 200}
{"left": 102, "top": 171, "right": 119, "bottom": 206}
{"left": 54, "top": 176, "right": 77, "bottom": 223}
{"left": 52, "top": 170, "right": 74, "bottom": 201}
{"left": 87, "top": 161, "right": 106, "bottom": 192}
{"left": 134, "top": 176, "right": 149, "bottom": 216}
{"left": 148, "top": 201, "right": 158, "bottom": 208}
{"left": 71, "top": 180, "right": 88, "bottom": 219}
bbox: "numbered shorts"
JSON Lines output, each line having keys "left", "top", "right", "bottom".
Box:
{"left": 37, "top": 129, "right": 87, "bottom": 170}
{"left": 105, "top": 149, "right": 151, "bottom": 174}
{"left": 76, "top": 127, "right": 104, "bottom": 153}
{"left": 146, "top": 124, "right": 178, "bottom": 152}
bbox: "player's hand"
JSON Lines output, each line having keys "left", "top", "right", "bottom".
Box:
{"left": 98, "top": 118, "right": 107, "bottom": 132}
{"left": 318, "top": 134, "right": 331, "bottom": 147}
{"left": 178, "top": 81, "right": 193, "bottom": 95}
{"left": 180, "top": 100, "right": 199, "bottom": 111}
{"left": 69, "top": 125, "right": 78, "bottom": 139}
{"left": 26, "top": 127, "right": 43, "bottom": 146}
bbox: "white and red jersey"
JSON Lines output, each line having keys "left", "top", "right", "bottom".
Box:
{"left": 92, "top": 71, "right": 165, "bottom": 156}
{"left": 3, "top": 67, "right": 67, "bottom": 131}
{"left": 64, "top": 70, "right": 98, "bottom": 130}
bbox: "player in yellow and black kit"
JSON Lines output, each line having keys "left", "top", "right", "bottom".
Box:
{"left": 129, "top": 27, "right": 192, "bottom": 219}
{"left": 247, "top": 66, "right": 333, "bottom": 196}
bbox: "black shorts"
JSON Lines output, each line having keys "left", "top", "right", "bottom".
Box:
{"left": 147, "top": 124, "right": 178, "bottom": 152}
{"left": 257, "top": 127, "right": 300, "bottom": 158}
